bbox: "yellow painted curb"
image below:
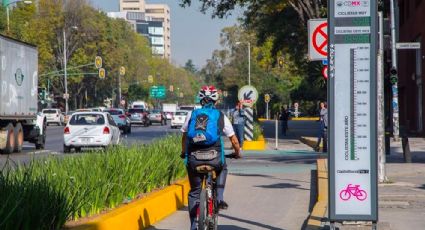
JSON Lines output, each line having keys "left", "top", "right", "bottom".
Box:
{"left": 291, "top": 117, "right": 319, "bottom": 121}
{"left": 243, "top": 139, "right": 266, "bottom": 150}
{"left": 306, "top": 159, "right": 328, "bottom": 230}
{"left": 65, "top": 179, "right": 190, "bottom": 230}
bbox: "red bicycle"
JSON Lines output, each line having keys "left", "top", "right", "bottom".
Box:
{"left": 339, "top": 184, "right": 367, "bottom": 201}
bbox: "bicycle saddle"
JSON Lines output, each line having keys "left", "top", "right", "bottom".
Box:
{"left": 195, "top": 165, "right": 215, "bottom": 173}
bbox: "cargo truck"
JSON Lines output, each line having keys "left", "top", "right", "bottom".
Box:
{"left": 0, "top": 35, "right": 47, "bottom": 154}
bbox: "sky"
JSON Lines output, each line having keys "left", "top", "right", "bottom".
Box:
{"left": 89, "top": 0, "right": 241, "bottom": 69}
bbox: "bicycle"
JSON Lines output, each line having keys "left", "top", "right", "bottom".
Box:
{"left": 195, "top": 153, "right": 237, "bottom": 230}
{"left": 339, "top": 184, "right": 367, "bottom": 201}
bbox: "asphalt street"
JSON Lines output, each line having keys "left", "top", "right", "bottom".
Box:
{"left": 0, "top": 122, "right": 180, "bottom": 166}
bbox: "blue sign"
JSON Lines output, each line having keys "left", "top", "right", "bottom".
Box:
{"left": 322, "top": 59, "right": 328, "bottom": 65}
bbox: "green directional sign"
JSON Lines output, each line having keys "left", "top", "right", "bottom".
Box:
{"left": 150, "top": 85, "right": 166, "bottom": 99}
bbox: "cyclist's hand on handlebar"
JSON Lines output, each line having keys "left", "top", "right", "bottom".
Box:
{"left": 180, "top": 152, "right": 186, "bottom": 159}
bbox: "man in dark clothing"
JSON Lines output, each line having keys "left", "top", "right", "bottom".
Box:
{"left": 280, "top": 106, "right": 290, "bottom": 136}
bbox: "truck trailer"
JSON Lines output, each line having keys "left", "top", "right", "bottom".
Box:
{"left": 0, "top": 35, "right": 46, "bottom": 154}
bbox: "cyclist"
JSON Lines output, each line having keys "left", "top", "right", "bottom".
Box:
{"left": 180, "top": 85, "right": 241, "bottom": 230}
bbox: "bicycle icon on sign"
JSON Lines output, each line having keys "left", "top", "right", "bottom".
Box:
{"left": 339, "top": 184, "right": 367, "bottom": 201}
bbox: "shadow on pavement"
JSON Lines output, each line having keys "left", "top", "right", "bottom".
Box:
{"left": 220, "top": 213, "right": 286, "bottom": 230}
{"left": 230, "top": 173, "right": 275, "bottom": 178}
{"left": 254, "top": 182, "right": 309, "bottom": 190}
{"left": 217, "top": 225, "right": 250, "bottom": 230}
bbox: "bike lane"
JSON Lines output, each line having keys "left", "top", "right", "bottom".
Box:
{"left": 148, "top": 149, "right": 320, "bottom": 230}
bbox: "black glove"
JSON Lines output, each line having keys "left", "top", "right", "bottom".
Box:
{"left": 180, "top": 152, "right": 186, "bottom": 159}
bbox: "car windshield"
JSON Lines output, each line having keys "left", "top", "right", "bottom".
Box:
{"left": 70, "top": 114, "right": 105, "bottom": 125}
{"left": 104, "top": 110, "right": 123, "bottom": 115}
{"left": 133, "top": 105, "right": 145, "bottom": 109}
{"left": 151, "top": 110, "right": 161, "bottom": 113}
{"left": 43, "top": 110, "right": 58, "bottom": 114}
{"left": 179, "top": 106, "right": 195, "bottom": 111}
{"left": 129, "top": 109, "right": 144, "bottom": 113}
{"left": 175, "top": 111, "right": 187, "bottom": 116}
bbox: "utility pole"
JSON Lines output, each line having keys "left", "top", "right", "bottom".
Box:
{"left": 378, "top": 12, "right": 387, "bottom": 182}
{"left": 390, "top": 0, "right": 400, "bottom": 141}
{"left": 248, "top": 42, "right": 251, "bottom": 86}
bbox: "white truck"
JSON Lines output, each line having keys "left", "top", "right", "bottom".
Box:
{"left": 0, "top": 35, "right": 47, "bottom": 154}
{"left": 162, "top": 103, "right": 177, "bottom": 120}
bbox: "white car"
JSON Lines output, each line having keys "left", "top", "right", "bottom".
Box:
{"left": 63, "top": 112, "right": 121, "bottom": 153}
{"left": 171, "top": 110, "right": 188, "bottom": 129}
{"left": 42, "top": 108, "right": 64, "bottom": 126}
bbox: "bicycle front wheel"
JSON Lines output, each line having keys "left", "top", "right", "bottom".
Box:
{"left": 198, "top": 189, "right": 208, "bottom": 230}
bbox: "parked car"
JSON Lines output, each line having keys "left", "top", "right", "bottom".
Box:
{"left": 127, "top": 108, "right": 150, "bottom": 127}
{"left": 149, "top": 109, "right": 167, "bottom": 125}
{"left": 42, "top": 108, "right": 64, "bottom": 126}
{"left": 171, "top": 110, "right": 188, "bottom": 129}
{"left": 63, "top": 111, "right": 75, "bottom": 124}
{"left": 104, "top": 108, "right": 131, "bottom": 134}
{"left": 63, "top": 112, "right": 120, "bottom": 153}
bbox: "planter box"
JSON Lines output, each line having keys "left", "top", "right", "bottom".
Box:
{"left": 243, "top": 135, "right": 266, "bottom": 150}
{"left": 64, "top": 179, "right": 190, "bottom": 230}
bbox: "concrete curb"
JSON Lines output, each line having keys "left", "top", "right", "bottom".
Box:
{"left": 65, "top": 179, "right": 190, "bottom": 230}
{"left": 306, "top": 159, "right": 328, "bottom": 230}
{"left": 291, "top": 117, "right": 319, "bottom": 121}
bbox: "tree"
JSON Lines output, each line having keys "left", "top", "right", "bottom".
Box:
{"left": 184, "top": 59, "right": 197, "bottom": 74}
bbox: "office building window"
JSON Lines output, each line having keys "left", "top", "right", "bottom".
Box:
{"left": 123, "top": 0, "right": 140, "bottom": 2}
{"left": 123, "top": 7, "right": 140, "bottom": 10}
{"left": 146, "top": 9, "right": 165, "bottom": 13}
{"left": 152, "top": 46, "right": 165, "bottom": 55}
{"left": 151, "top": 37, "right": 164, "bottom": 45}
{"left": 148, "top": 27, "right": 164, "bottom": 36}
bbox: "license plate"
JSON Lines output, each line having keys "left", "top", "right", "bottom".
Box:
{"left": 80, "top": 137, "right": 92, "bottom": 143}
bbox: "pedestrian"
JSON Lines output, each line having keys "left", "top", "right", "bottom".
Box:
{"left": 314, "top": 102, "right": 328, "bottom": 152}
{"left": 279, "top": 106, "right": 290, "bottom": 136}
{"left": 231, "top": 102, "right": 245, "bottom": 149}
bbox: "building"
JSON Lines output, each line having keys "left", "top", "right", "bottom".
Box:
{"left": 112, "top": 0, "right": 171, "bottom": 60}
{"left": 396, "top": 0, "right": 425, "bottom": 136}
{"left": 119, "top": 0, "right": 145, "bottom": 12}
{"left": 145, "top": 4, "right": 171, "bottom": 59}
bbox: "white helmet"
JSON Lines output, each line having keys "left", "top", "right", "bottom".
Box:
{"left": 199, "top": 85, "right": 219, "bottom": 104}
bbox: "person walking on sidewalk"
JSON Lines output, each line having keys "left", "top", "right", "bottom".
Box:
{"left": 232, "top": 102, "right": 245, "bottom": 149}
{"left": 280, "top": 106, "right": 290, "bottom": 136}
{"left": 314, "top": 102, "right": 328, "bottom": 152}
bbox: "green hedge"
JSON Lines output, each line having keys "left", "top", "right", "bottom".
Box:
{"left": 0, "top": 135, "right": 186, "bottom": 230}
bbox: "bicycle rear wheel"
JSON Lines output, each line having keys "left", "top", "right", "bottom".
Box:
{"left": 198, "top": 189, "right": 208, "bottom": 230}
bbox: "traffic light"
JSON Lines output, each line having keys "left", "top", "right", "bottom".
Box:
{"left": 390, "top": 67, "right": 397, "bottom": 84}
{"left": 38, "top": 87, "right": 46, "bottom": 101}
{"left": 278, "top": 57, "right": 284, "bottom": 69}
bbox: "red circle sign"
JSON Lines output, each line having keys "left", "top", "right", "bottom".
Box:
{"left": 322, "top": 66, "right": 328, "bottom": 80}
{"left": 312, "top": 22, "right": 328, "bottom": 56}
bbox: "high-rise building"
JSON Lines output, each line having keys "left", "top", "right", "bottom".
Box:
{"left": 113, "top": 0, "right": 171, "bottom": 60}
{"left": 145, "top": 4, "right": 171, "bottom": 59}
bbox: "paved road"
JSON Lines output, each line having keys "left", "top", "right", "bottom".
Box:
{"left": 0, "top": 122, "right": 179, "bottom": 166}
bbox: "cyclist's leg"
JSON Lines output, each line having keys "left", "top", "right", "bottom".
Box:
{"left": 216, "top": 162, "right": 228, "bottom": 202}
{"left": 187, "top": 167, "right": 203, "bottom": 230}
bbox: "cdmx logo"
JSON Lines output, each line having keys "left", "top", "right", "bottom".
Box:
{"left": 336, "top": 1, "right": 369, "bottom": 7}
{"left": 15, "top": 68, "right": 24, "bottom": 86}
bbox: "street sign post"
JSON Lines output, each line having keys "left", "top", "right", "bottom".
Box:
{"left": 238, "top": 85, "right": 258, "bottom": 141}
{"left": 238, "top": 85, "right": 258, "bottom": 107}
{"left": 308, "top": 19, "right": 328, "bottom": 61}
{"left": 149, "top": 85, "right": 166, "bottom": 99}
{"left": 329, "top": 0, "right": 378, "bottom": 224}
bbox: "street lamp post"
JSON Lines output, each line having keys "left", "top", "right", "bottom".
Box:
{"left": 236, "top": 41, "right": 251, "bottom": 86}
{"left": 5, "top": 0, "right": 32, "bottom": 32}
{"left": 63, "top": 26, "right": 78, "bottom": 114}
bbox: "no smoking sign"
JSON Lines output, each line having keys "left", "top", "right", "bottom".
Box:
{"left": 308, "top": 19, "right": 328, "bottom": 61}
